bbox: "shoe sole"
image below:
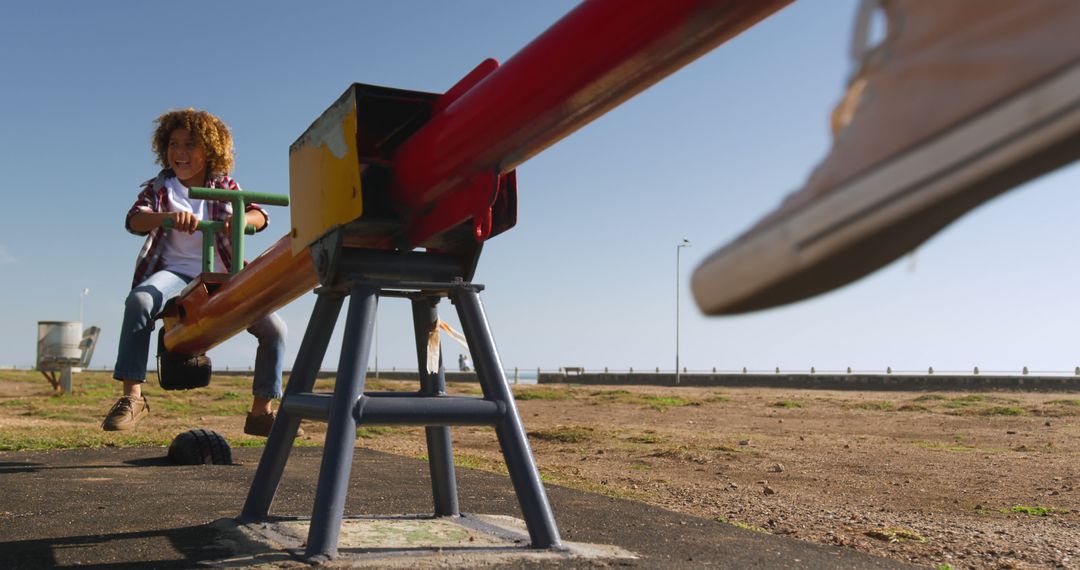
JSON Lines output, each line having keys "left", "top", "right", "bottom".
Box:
{"left": 693, "top": 59, "right": 1080, "bottom": 315}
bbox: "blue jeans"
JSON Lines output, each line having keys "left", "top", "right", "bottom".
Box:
{"left": 113, "top": 270, "right": 287, "bottom": 399}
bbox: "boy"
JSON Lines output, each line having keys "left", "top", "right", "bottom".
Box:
{"left": 102, "top": 108, "right": 288, "bottom": 437}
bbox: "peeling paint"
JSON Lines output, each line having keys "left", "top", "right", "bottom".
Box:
{"left": 291, "top": 90, "right": 353, "bottom": 159}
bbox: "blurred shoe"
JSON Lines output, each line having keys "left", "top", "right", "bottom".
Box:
{"left": 244, "top": 411, "right": 304, "bottom": 437}
{"left": 693, "top": 0, "right": 1080, "bottom": 315}
{"left": 102, "top": 395, "right": 149, "bottom": 431}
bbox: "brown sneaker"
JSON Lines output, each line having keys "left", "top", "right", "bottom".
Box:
{"left": 244, "top": 411, "right": 304, "bottom": 437}
{"left": 693, "top": 0, "right": 1080, "bottom": 315}
{"left": 102, "top": 395, "right": 150, "bottom": 431}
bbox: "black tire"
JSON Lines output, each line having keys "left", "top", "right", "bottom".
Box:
{"left": 167, "top": 428, "right": 232, "bottom": 465}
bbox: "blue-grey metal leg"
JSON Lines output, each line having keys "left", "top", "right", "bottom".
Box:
{"left": 453, "top": 288, "right": 562, "bottom": 549}
{"left": 305, "top": 285, "right": 378, "bottom": 561}
{"left": 411, "top": 296, "right": 460, "bottom": 517}
{"left": 241, "top": 291, "right": 345, "bottom": 522}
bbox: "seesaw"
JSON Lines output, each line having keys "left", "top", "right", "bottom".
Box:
{"left": 147, "top": 0, "right": 793, "bottom": 562}
{"left": 153, "top": 188, "right": 286, "bottom": 465}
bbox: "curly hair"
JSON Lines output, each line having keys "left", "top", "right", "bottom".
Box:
{"left": 151, "top": 108, "right": 235, "bottom": 176}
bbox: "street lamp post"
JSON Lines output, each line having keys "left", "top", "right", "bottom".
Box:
{"left": 675, "top": 239, "right": 690, "bottom": 385}
{"left": 79, "top": 288, "right": 90, "bottom": 325}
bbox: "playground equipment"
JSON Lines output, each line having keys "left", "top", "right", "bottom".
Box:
{"left": 36, "top": 321, "right": 99, "bottom": 394}
{"left": 156, "top": 0, "right": 792, "bottom": 359}
{"left": 146, "top": 0, "right": 793, "bottom": 561}
{"left": 152, "top": 196, "right": 278, "bottom": 469}
{"left": 155, "top": 200, "right": 269, "bottom": 390}
{"left": 160, "top": 213, "right": 258, "bottom": 274}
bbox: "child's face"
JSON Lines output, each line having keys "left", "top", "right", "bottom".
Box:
{"left": 167, "top": 128, "right": 208, "bottom": 186}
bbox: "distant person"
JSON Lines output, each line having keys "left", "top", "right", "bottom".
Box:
{"left": 458, "top": 353, "right": 471, "bottom": 372}
{"left": 693, "top": 0, "right": 1080, "bottom": 315}
{"left": 102, "top": 108, "right": 287, "bottom": 437}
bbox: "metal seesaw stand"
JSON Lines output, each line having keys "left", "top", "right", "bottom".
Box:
{"left": 238, "top": 232, "right": 562, "bottom": 561}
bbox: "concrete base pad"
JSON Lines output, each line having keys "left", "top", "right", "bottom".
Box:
{"left": 208, "top": 514, "right": 636, "bottom": 568}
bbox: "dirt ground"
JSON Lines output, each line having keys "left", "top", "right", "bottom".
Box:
{"left": 2, "top": 372, "right": 1078, "bottom": 569}
{"left": 393, "top": 384, "right": 1080, "bottom": 570}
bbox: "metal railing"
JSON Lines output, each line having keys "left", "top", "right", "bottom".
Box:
{"left": 4, "top": 364, "right": 1080, "bottom": 377}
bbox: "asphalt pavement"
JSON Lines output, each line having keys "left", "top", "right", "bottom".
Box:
{"left": 0, "top": 446, "right": 917, "bottom": 568}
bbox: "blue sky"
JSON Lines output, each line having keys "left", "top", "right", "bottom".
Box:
{"left": 2, "top": 1, "right": 1078, "bottom": 375}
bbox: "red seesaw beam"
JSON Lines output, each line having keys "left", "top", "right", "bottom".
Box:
{"left": 162, "top": 0, "right": 791, "bottom": 356}
{"left": 393, "top": 0, "right": 792, "bottom": 246}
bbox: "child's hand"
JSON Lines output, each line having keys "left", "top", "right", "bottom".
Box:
{"left": 171, "top": 211, "right": 199, "bottom": 234}
{"left": 223, "top": 212, "right": 263, "bottom": 235}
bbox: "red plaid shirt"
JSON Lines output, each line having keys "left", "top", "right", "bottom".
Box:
{"left": 126, "top": 170, "right": 269, "bottom": 288}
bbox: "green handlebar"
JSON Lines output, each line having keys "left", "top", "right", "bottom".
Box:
{"left": 189, "top": 187, "right": 290, "bottom": 207}
{"left": 182, "top": 187, "right": 289, "bottom": 275}
{"left": 162, "top": 217, "right": 257, "bottom": 274}
{"left": 162, "top": 218, "right": 258, "bottom": 235}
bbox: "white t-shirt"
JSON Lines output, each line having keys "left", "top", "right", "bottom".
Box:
{"left": 159, "top": 177, "right": 225, "bottom": 276}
